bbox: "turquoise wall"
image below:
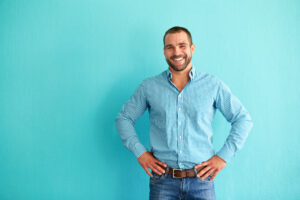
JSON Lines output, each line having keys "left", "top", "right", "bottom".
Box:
{"left": 1, "top": 0, "right": 299, "bottom": 199}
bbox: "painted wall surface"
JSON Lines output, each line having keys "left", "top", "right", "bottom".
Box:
{"left": 0, "top": 0, "right": 299, "bottom": 199}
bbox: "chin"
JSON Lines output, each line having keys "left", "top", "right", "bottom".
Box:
{"left": 172, "top": 65, "right": 187, "bottom": 72}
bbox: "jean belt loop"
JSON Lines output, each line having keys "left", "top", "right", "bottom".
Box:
{"left": 164, "top": 166, "right": 169, "bottom": 177}
{"left": 193, "top": 166, "right": 197, "bottom": 177}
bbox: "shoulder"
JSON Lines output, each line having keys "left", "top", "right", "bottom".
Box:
{"left": 193, "top": 69, "right": 231, "bottom": 97}
{"left": 194, "top": 69, "right": 223, "bottom": 86}
{"left": 140, "top": 70, "right": 167, "bottom": 87}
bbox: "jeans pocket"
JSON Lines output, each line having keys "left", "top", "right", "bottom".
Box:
{"left": 150, "top": 172, "right": 165, "bottom": 184}
{"left": 196, "top": 175, "right": 214, "bottom": 183}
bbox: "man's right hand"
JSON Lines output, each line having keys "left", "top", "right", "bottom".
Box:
{"left": 137, "top": 151, "right": 167, "bottom": 177}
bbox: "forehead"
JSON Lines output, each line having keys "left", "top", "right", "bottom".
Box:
{"left": 164, "top": 31, "right": 190, "bottom": 45}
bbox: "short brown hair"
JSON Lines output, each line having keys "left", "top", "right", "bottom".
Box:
{"left": 163, "top": 26, "right": 193, "bottom": 47}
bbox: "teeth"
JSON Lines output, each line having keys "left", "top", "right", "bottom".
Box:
{"left": 174, "top": 57, "right": 183, "bottom": 61}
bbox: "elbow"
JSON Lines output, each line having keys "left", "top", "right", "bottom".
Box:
{"left": 115, "top": 111, "right": 124, "bottom": 129}
{"left": 115, "top": 111, "right": 135, "bottom": 128}
{"left": 231, "top": 111, "right": 253, "bottom": 132}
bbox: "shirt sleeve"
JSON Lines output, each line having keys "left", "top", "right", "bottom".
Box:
{"left": 115, "top": 81, "right": 148, "bottom": 158}
{"left": 215, "top": 80, "right": 253, "bottom": 163}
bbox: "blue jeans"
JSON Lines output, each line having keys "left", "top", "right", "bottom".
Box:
{"left": 149, "top": 167, "right": 216, "bottom": 200}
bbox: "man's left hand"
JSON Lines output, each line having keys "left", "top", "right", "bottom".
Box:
{"left": 195, "top": 155, "right": 227, "bottom": 181}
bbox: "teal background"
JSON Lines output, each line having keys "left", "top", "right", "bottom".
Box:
{"left": 0, "top": 0, "right": 299, "bottom": 199}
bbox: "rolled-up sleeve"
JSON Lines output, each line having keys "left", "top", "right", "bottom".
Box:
{"left": 215, "top": 80, "right": 253, "bottom": 162}
{"left": 115, "top": 81, "right": 148, "bottom": 158}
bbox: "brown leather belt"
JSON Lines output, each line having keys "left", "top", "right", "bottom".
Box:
{"left": 168, "top": 167, "right": 197, "bottom": 178}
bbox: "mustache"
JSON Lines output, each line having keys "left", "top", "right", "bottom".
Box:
{"left": 171, "top": 55, "right": 185, "bottom": 59}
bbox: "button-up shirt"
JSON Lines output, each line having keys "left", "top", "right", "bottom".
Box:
{"left": 115, "top": 67, "right": 253, "bottom": 169}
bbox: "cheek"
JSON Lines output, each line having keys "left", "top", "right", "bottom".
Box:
{"left": 186, "top": 50, "right": 192, "bottom": 56}
{"left": 164, "top": 51, "right": 168, "bottom": 57}
{"left": 165, "top": 52, "right": 172, "bottom": 58}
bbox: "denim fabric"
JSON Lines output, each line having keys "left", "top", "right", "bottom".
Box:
{"left": 149, "top": 167, "right": 216, "bottom": 200}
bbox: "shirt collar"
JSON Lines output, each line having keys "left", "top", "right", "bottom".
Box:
{"left": 167, "top": 66, "right": 196, "bottom": 81}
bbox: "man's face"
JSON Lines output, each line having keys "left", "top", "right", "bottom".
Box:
{"left": 164, "top": 31, "right": 195, "bottom": 72}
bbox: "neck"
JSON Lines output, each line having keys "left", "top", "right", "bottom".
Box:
{"left": 169, "top": 64, "right": 193, "bottom": 82}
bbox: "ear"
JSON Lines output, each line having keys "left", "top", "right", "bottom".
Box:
{"left": 191, "top": 43, "right": 195, "bottom": 54}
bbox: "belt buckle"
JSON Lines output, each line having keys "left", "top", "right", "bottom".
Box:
{"left": 172, "top": 168, "right": 182, "bottom": 178}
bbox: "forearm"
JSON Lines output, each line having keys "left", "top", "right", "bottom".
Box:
{"left": 115, "top": 114, "right": 147, "bottom": 158}
{"left": 115, "top": 81, "right": 148, "bottom": 158}
{"left": 216, "top": 111, "right": 253, "bottom": 162}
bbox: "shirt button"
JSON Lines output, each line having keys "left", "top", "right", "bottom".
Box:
{"left": 179, "top": 136, "right": 182, "bottom": 139}
{"left": 179, "top": 150, "right": 182, "bottom": 154}
{"left": 179, "top": 121, "right": 181, "bottom": 126}
{"left": 178, "top": 108, "right": 181, "bottom": 111}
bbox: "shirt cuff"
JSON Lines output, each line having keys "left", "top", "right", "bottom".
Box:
{"left": 216, "top": 145, "right": 235, "bottom": 163}
{"left": 132, "top": 143, "right": 148, "bottom": 158}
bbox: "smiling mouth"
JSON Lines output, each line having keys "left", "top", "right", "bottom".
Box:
{"left": 172, "top": 57, "right": 185, "bottom": 66}
{"left": 173, "top": 57, "right": 184, "bottom": 61}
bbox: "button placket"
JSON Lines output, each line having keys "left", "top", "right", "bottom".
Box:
{"left": 177, "top": 92, "right": 184, "bottom": 167}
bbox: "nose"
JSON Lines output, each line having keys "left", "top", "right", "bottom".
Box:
{"left": 173, "top": 46, "right": 181, "bottom": 56}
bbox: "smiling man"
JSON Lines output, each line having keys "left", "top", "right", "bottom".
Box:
{"left": 115, "top": 26, "right": 253, "bottom": 200}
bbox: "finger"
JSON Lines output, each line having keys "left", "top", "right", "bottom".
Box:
{"left": 156, "top": 165, "right": 166, "bottom": 174}
{"left": 156, "top": 160, "right": 167, "bottom": 168}
{"left": 195, "top": 165, "right": 206, "bottom": 173}
{"left": 195, "top": 161, "right": 208, "bottom": 169}
{"left": 145, "top": 168, "right": 153, "bottom": 177}
{"left": 197, "top": 166, "right": 211, "bottom": 177}
{"left": 209, "top": 172, "right": 218, "bottom": 181}
{"left": 201, "top": 168, "right": 215, "bottom": 180}
{"left": 155, "top": 161, "right": 167, "bottom": 172}
{"left": 151, "top": 163, "right": 165, "bottom": 175}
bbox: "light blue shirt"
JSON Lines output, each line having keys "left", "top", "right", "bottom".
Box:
{"left": 115, "top": 67, "right": 253, "bottom": 169}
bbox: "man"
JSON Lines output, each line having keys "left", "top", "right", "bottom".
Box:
{"left": 115, "top": 26, "right": 253, "bottom": 200}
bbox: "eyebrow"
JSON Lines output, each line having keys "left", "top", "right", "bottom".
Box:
{"left": 164, "top": 44, "right": 173, "bottom": 48}
{"left": 164, "top": 42, "right": 188, "bottom": 48}
{"left": 178, "top": 42, "right": 188, "bottom": 46}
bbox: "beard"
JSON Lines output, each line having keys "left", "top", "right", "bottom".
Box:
{"left": 166, "top": 54, "right": 192, "bottom": 72}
